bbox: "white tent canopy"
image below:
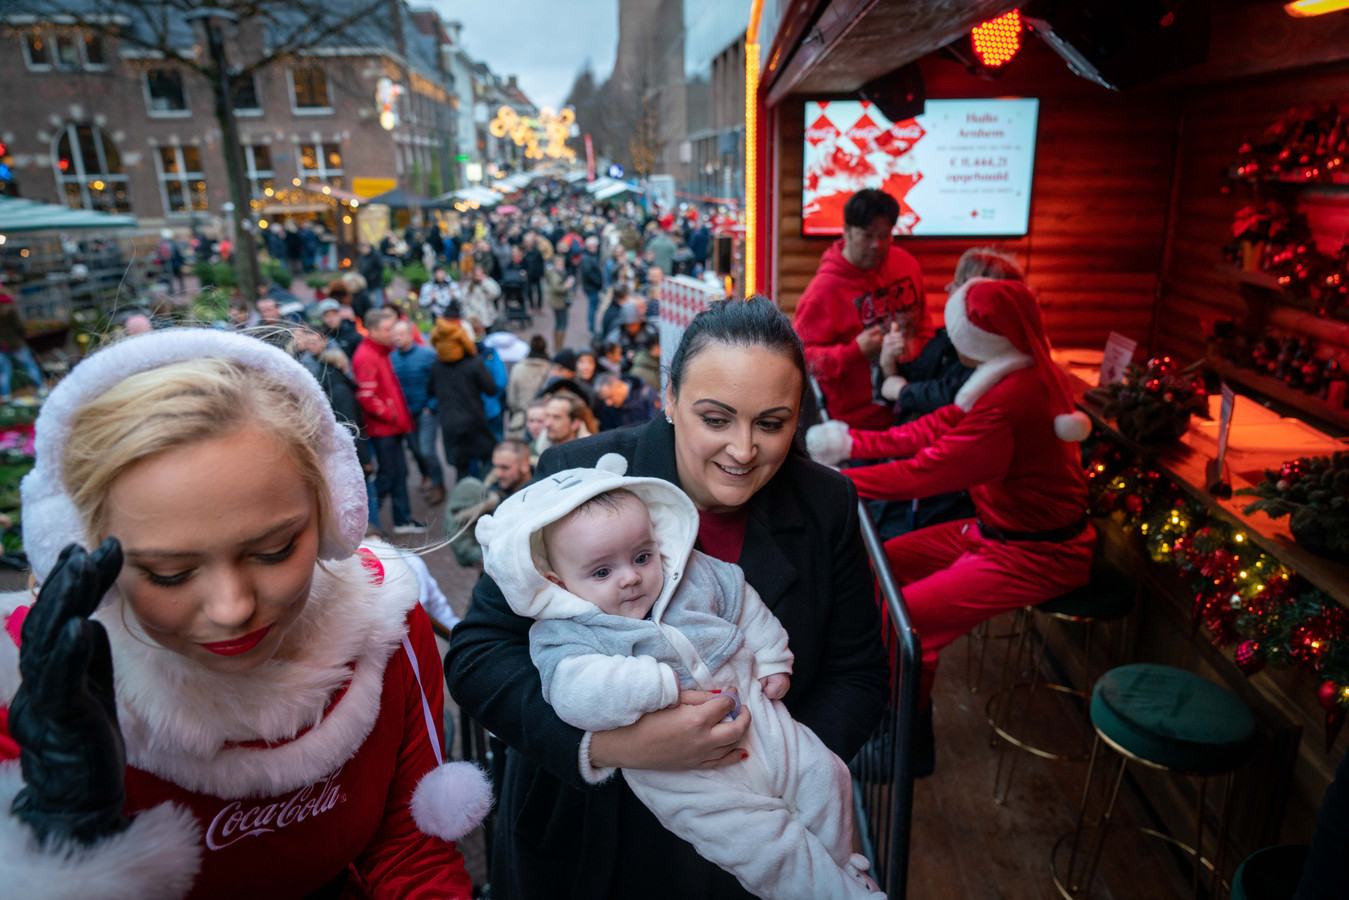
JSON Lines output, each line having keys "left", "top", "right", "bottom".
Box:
{"left": 586, "top": 177, "right": 645, "bottom": 201}
{"left": 0, "top": 195, "right": 138, "bottom": 232}
{"left": 438, "top": 187, "right": 501, "bottom": 207}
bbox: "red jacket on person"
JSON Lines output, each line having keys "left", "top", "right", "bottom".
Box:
{"left": 843, "top": 368, "right": 1089, "bottom": 534}
{"left": 793, "top": 240, "right": 925, "bottom": 431}
{"left": 352, "top": 339, "right": 414, "bottom": 438}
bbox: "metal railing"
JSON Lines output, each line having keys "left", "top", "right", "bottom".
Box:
{"left": 852, "top": 501, "right": 922, "bottom": 900}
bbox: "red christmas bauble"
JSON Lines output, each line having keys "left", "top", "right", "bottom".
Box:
{"left": 1319, "top": 681, "right": 1343, "bottom": 711}
{"left": 1235, "top": 640, "right": 1265, "bottom": 675}
{"left": 1124, "top": 494, "right": 1145, "bottom": 515}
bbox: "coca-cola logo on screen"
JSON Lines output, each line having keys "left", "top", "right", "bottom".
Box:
{"left": 806, "top": 115, "right": 840, "bottom": 146}
{"left": 205, "top": 765, "right": 347, "bottom": 851}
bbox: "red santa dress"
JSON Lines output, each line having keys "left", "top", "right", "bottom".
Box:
{"left": 793, "top": 240, "right": 925, "bottom": 431}
{"left": 808, "top": 279, "right": 1094, "bottom": 705}
{"left": 0, "top": 328, "right": 490, "bottom": 899}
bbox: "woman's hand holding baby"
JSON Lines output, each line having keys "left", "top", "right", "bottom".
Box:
{"left": 759, "top": 673, "right": 790, "bottom": 700}
{"left": 589, "top": 690, "right": 751, "bottom": 771}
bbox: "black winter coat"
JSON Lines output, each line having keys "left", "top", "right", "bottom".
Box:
{"left": 445, "top": 417, "right": 889, "bottom": 900}
{"left": 428, "top": 354, "right": 498, "bottom": 462}
{"left": 889, "top": 327, "right": 972, "bottom": 424}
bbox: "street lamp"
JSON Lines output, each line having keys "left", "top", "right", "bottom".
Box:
{"left": 185, "top": 6, "right": 259, "bottom": 305}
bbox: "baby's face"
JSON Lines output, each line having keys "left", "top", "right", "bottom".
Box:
{"left": 545, "top": 495, "right": 664, "bottom": 620}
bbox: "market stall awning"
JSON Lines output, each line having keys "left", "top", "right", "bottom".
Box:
{"left": 438, "top": 187, "right": 500, "bottom": 208}
{"left": 563, "top": 170, "right": 589, "bottom": 184}
{"left": 586, "top": 177, "right": 645, "bottom": 200}
{"left": 362, "top": 187, "right": 449, "bottom": 210}
{"left": 0, "top": 195, "right": 138, "bottom": 232}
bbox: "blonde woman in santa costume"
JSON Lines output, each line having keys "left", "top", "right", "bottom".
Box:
{"left": 0, "top": 329, "right": 491, "bottom": 898}
{"left": 808, "top": 278, "right": 1094, "bottom": 772}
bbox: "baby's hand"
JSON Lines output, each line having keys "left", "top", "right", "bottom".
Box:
{"left": 760, "top": 673, "right": 790, "bottom": 700}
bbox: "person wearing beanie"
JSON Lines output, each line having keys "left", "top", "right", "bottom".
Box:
{"left": 476, "top": 455, "right": 881, "bottom": 900}
{"left": 0, "top": 329, "right": 490, "bottom": 898}
{"left": 793, "top": 189, "right": 926, "bottom": 431}
{"left": 806, "top": 277, "right": 1093, "bottom": 775}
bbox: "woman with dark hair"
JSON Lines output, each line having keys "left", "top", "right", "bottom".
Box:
{"left": 446, "top": 297, "right": 889, "bottom": 899}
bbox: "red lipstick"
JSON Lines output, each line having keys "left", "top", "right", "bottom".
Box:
{"left": 199, "top": 626, "right": 271, "bottom": 656}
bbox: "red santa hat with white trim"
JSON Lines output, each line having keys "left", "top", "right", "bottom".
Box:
{"left": 944, "top": 277, "right": 1092, "bottom": 442}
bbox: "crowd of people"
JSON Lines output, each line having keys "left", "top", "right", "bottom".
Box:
{"left": 0, "top": 180, "right": 1127, "bottom": 900}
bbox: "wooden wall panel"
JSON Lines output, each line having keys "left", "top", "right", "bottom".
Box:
{"left": 1153, "top": 62, "right": 1349, "bottom": 365}
{"left": 775, "top": 39, "right": 1178, "bottom": 355}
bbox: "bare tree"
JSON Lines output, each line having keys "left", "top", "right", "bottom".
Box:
{"left": 1, "top": 0, "right": 390, "bottom": 302}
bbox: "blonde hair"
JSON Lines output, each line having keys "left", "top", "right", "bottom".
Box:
{"left": 61, "top": 357, "right": 338, "bottom": 546}
{"left": 953, "top": 247, "right": 1026, "bottom": 287}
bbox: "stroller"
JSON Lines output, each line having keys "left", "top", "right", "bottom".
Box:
{"left": 501, "top": 283, "right": 533, "bottom": 329}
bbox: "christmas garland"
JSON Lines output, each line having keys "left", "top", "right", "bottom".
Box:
{"left": 1085, "top": 437, "right": 1349, "bottom": 749}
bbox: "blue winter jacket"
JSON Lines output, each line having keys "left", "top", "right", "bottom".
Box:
{"left": 391, "top": 342, "right": 438, "bottom": 414}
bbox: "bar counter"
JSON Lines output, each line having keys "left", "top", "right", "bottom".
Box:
{"left": 1041, "top": 350, "right": 1346, "bottom": 866}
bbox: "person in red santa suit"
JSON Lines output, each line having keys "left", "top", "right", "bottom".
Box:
{"left": 793, "top": 188, "right": 926, "bottom": 431}
{"left": 0, "top": 329, "right": 490, "bottom": 898}
{"left": 807, "top": 278, "right": 1093, "bottom": 774}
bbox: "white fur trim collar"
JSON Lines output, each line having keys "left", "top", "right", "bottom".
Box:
{"left": 954, "top": 352, "right": 1034, "bottom": 412}
{"left": 20, "top": 329, "right": 368, "bottom": 583}
{"left": 96, "top": 543, "right": 418, "bottom": 799}
{"left": 0, "top": 760, "right": 203, "bottom": 900}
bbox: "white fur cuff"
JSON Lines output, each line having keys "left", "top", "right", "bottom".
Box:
{"left": 806, "top": 420, "right": 853, "bottom": 467}
{"left": 0, "top": 761, "right": 202, "bottom": 900}
{"left": 577, "top": 732, "right": 617, "bottom": 785}
{"left": 409, "top": 761, "right": 493, "bottom": 842}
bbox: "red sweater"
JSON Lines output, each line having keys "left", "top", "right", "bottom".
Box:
{"left": 844, "top": 368, "right": 1088, "bottom": 534}
{"left": 793, "top": 240, "right": 925, "bottom": 431}
{"left": 352, "top": 339, "right": 414, "bottom": 438}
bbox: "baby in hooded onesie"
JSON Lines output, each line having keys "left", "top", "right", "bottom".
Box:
{"left": 475, "top": 454, "right": 881, "bottom": 900}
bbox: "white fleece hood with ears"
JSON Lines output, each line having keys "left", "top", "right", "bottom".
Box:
{"left": 476, "top": 453, "right": 698, "bottom": 624}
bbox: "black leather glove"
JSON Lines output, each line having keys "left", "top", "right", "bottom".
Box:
{"left": 9, "top": 538, "right": 128, "bottom": 845}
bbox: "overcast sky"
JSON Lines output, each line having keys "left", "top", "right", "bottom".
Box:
{"left": 426, "top": 0, "right": 620, "bottom": 111}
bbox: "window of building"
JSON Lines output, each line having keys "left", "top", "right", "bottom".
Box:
{"left": 245, "top": 145, "right": 275, "bottom": 200}
{"left": 23, "top": 30, "right": 108, "bottom": 71}
{"left": 52, "top": 123, "right": 131, "bottom": 213}
{"left": 232, "top": 73, "right": 261, "bottom": 115}
{"left": 23, "top": 35, "right": 52, "bottom": 69}
{"left": 54, "top": 34, "right": 81, "bottom": 70}
{"left": 157, "top": 146, "right": 208, "bottom": 214}
{"left": 290, "top": 66, "right": 331, "bottom": 113}
{"left": 145, "top": 68, "right": 189, "bottom": 116}
{"left": 83, "top": 34, "right": 105, "bottom": 67}
{"left": 297, "top": 141, "right": 343, "bottom": 188}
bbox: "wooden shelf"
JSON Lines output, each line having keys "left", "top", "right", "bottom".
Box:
{"left": 1207, "top": 356, "right": 1349, "bottom": 435}
{"left": 1215, "top": 263, "right": 1287, "bottom": 292}
{"left": 1228, "top": 168, "right": 1349, "bottom": 193}
{"left": 1074, "top": 384, "right": 1349, "bottom": 610}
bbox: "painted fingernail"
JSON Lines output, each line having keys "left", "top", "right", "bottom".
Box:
{"left": 741, "top": 752, "right": 749, "bottom": 760}
{"left": 711, "top": 689, "right": 722, "bottom": 694}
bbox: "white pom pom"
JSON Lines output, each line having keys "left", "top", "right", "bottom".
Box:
{"left": 410, "top": 761, "right": 494, "bottom": 842}
{"left": 596, "top": 453, "right": 629, "bottom": 475}
{"left": 806, "top": 420, "right": 853, "bottom": 467}
{"left": 1054, "top": 411, "right": 1093, "bottom": 443}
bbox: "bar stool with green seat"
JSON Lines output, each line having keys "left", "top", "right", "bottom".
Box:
{"left": 1230, "top": 844, "right": 1309, "bottom": 900}
{"left": 987, "top": 556, "right": 1136, "bottom": 803}
{"left": 1052, "top": 663, "right": 1258, "bottom": 899}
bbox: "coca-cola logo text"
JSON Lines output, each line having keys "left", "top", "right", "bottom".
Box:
{"left": 205, "top": 765, "right": 347, "bottom": 851}
{"left": 890, "top": 125, "right": 924, "bottom": 140}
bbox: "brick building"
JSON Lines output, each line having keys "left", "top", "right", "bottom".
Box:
{"left": 0, "top": 1, "right": 455, "bottom": 233}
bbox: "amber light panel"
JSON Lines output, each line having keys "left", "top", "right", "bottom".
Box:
{"left": 1284, "top": 0, "right": 1349, "bottom": 16}
{"left": 971, "top": 10, "right": 1023, "bottom": 67}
